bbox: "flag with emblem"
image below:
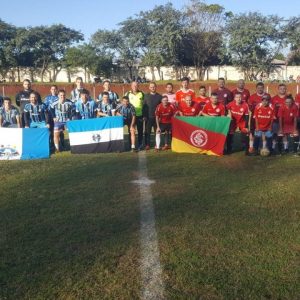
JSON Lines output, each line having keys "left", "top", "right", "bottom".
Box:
{"left": 172, "top": 116, "right": 231, "bottom": 156}
{"left": 67, "top": 116, "right": 124, "bottom": 154}
{"left": 0, "top": 128, "right": 49, "bottom": 160}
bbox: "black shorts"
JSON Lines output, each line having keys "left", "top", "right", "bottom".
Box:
{"left": 124, "top": 119, "right": 133, "bottom": 127}
{"left": 124, "top": 119, "right": 134, "bottom": 134}
{"left": 159, "top": 123, "right": 171, "bottom": 133}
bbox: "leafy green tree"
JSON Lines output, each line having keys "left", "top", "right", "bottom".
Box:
{"left": 92, "top": 4, "right": 185, "bottom": 80}
{"left": 226, "top": 12, "right": 284, "bottom": 80}
{"left": 284, "top": 16, "right": 300, "bottom": 65}
{"left": 12, "top": 27, "right": 40, "bottom": 81}
{"left": 184, "top": 0, "right": 229, "bottom": 80}
{"left": 0, "top": 19, "right": 17, "bottom": 80}
{"left": 138, "top": 3, "right": 185, "bottom": 80}
{"left": 39, "top": 25, "right": 83, "bottom": 81}
{"left": 273, "top": 53, "right": 286, "bottom": 61}
{"left": 64, "top": 44, "right": 113, "bottom": 82}
{"left": 91, "top": 29, "right": 139, "bottom": 80}
{"left": 63, "top": 47, "right": 83, "bottom": 82}
{"left": 5, "top": 25, "right": 83, "bottom": 81}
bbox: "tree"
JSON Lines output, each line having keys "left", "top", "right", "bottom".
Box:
{"left": 49, "top": 58, "right": 63, "bottom": 82}
{"left": 91, "top": 54, "right": 114, "bottom": 79}
{"left": 284, "top": 16, "right": 300, "bottom": 65}
{"left": 64, "top": 47, "right": 83, "bottom": 82}
{"left": 13, "top": 27, "right": 41, "bottom": 81}
{"left": 137, "top": 3, "right": 185, "bottom": 80}
{"left": 273, "top": 52, "right": 286, "bottom": 62}
{"left": 0, "top": 19, "right": 17, "bottom": 80}
{"left": 38, "top": 25, "right": 83, "bottom": 81}
{"left": 64, "top": 44, "right": 113, "bottom": 82}
{"left": 226, "top": 12, "right": 285, "bottom": 80}
{"left": 91, "top": 29, "right": 139, "bottom": 80}
{"left": 91, "top": 4, "right": 185, "bottom": 81}
{"left": 184, "top": 0, "right": 229, "bottom": 80}
{"left": 4, "top": 24, "right": 83, "bottom": 82}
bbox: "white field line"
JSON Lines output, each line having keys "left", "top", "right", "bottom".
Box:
{"left": 131, "top": 151, "right": 165, "bottom": 300}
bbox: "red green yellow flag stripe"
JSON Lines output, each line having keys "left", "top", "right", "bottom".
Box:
{"left": 171, "top": 116, "right": 231, "bottom": 156}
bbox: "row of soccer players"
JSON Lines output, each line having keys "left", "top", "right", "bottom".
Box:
{"left": 118, "top": 77, "right": 299, "bottom": 154}
{"left": 168, "top": 77, "right": 300, "bottom": 155}
{"left": 155, "top": 92, "right": 299, "bottom": 155}
{"left": 0, "top": 89, "right": 131, "bottom": 152}
{"left": 1, "top": 77, "right": 300, "bottom": 154}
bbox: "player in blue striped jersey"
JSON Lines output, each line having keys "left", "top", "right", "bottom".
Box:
{"left": 70, "top": 77, "right": 84, "bottom": 103}
{"left": 24, "top": 92, "right": 49, "bottom": 128}
{"left": 97, "top": 80, "right": 119, "bottom": 107}
{"left": 50, "top": 89, "right": 74, "bottom": 152}
{"left": 116, "top": 96, "right": 136, "bottom": 151}
{"left": 44, "top": 85, "right": 59, "bottom": 151}
{"left": 75, "top": 89, "right": 97, "bottom": 119}
{"left": 44, "top": 85, "right": 59, "bottom": 109}
{"left": 97, "top": 92, "right": 116, "bottom": 117}
{"left": 0, "top": 97, "right": 21, "bottom": 128}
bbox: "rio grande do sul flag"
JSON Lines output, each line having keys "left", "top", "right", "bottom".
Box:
{"left": 172, "top": 116, "right": 231, "bottom": 156}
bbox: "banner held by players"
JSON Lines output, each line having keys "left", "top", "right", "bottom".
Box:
{"left": 172, "top": 116, "right": 231, "bottom": 156}
{"left": 67, "top": 116, "right": 124, "bottom": 154}
{"left": 0, "top": 128, "right": 50, "bottom": 160}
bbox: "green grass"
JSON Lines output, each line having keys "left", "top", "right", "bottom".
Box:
{"left": 0, "top": 153, "right": 141, "bottom": 299}
{"left": 147, "top": 152, "right": 300, "bottom": 299}
{"left": 0, "top": 149, "right": 299, "bottom": 299}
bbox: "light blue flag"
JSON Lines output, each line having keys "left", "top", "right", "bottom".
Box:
{"left": 0, "top": 128, "right": 49, "bottom": 160}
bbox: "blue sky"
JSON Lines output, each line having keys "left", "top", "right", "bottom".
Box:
{"left": 1, "top": 0, "right": 299, "bottom": 40}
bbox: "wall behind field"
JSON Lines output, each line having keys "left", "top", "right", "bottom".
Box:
{"left": 3, "top": 65, "right": 300, "bottom": 83}
{"left": 142, "top": 65, "right": 300, "bottom": 81}
{"left": 1, "top": 82, "right": 300, "bottom": 102}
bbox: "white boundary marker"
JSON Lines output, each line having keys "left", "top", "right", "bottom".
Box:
{"left": 132, "top": 151, "right": 165, "bottom": 300}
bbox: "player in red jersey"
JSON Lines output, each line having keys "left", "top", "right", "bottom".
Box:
{"left": 272, "top": 84, "right": 287, "bottom": 112}
{"left": 295, "top": 92, "right": 300, "bottom": 107}
{"left": 253, "top": 95, "right": 276, "bottom": 155}
{"left": 175, "top": 77, "right": 196, "bottom": 105}
{"left": 178, "top": 95, "right": 200, "bottom": 116}
{"left": 212, "top": 77, "right": 233, "bottom": 105}
{"left": 201, "top": 93, "right": 225, "bottom": 116}
{"left": 248, "top": 82, "right": 271, "bottom": 111}
{"left": 277, "top": 95, "right": 299, "bottom": 155}
{"left": 155, "top": 95, "right": 177, "bottom": 151}
{"left": 195, "top": 85, "right": 210, "bottom": 111}
{"left": 164, "top": 82, "right": 176, "bottom": 106}
{"left": 226, "top": 93, "right": 250, "bottom": 154}
{"left": 248, "top": 82, "right": 271, "bottom": 153}
{"left": 271, "top": 84, "right": 288, "bottom": 152}
{"left": 295, "top": 92, "right": 300, "bottom": 138}
{"left": 231, "top": 79, "right": 250, "bottom": 103}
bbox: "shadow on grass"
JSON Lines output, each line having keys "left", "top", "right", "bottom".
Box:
{"left": 0, "top": 155, "right": 141, "bottom": 299}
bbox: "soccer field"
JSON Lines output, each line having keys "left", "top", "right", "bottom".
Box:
{"left": 0, "top": 151, "right": 299, "bottom": 299}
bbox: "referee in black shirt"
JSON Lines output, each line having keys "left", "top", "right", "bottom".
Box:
{"left": 143, "top": 82, "right": 162, "bottom": 150}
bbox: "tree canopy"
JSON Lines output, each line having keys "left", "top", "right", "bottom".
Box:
{"left": 225, "top": 12, "right": 285, "bottom": 80}
{"left": 0, "top": 2, "right": 299, "bottom": 82}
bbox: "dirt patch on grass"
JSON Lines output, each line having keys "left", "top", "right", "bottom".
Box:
{"left": 217, "top": 154, "right": 249, "bottom": 171}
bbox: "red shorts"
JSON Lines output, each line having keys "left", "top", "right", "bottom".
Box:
{"left": 282, "top": 124, "right": 298, "bottom": 135}
{"left": 230, "top": 120, "right": 247, "bottom": 134}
